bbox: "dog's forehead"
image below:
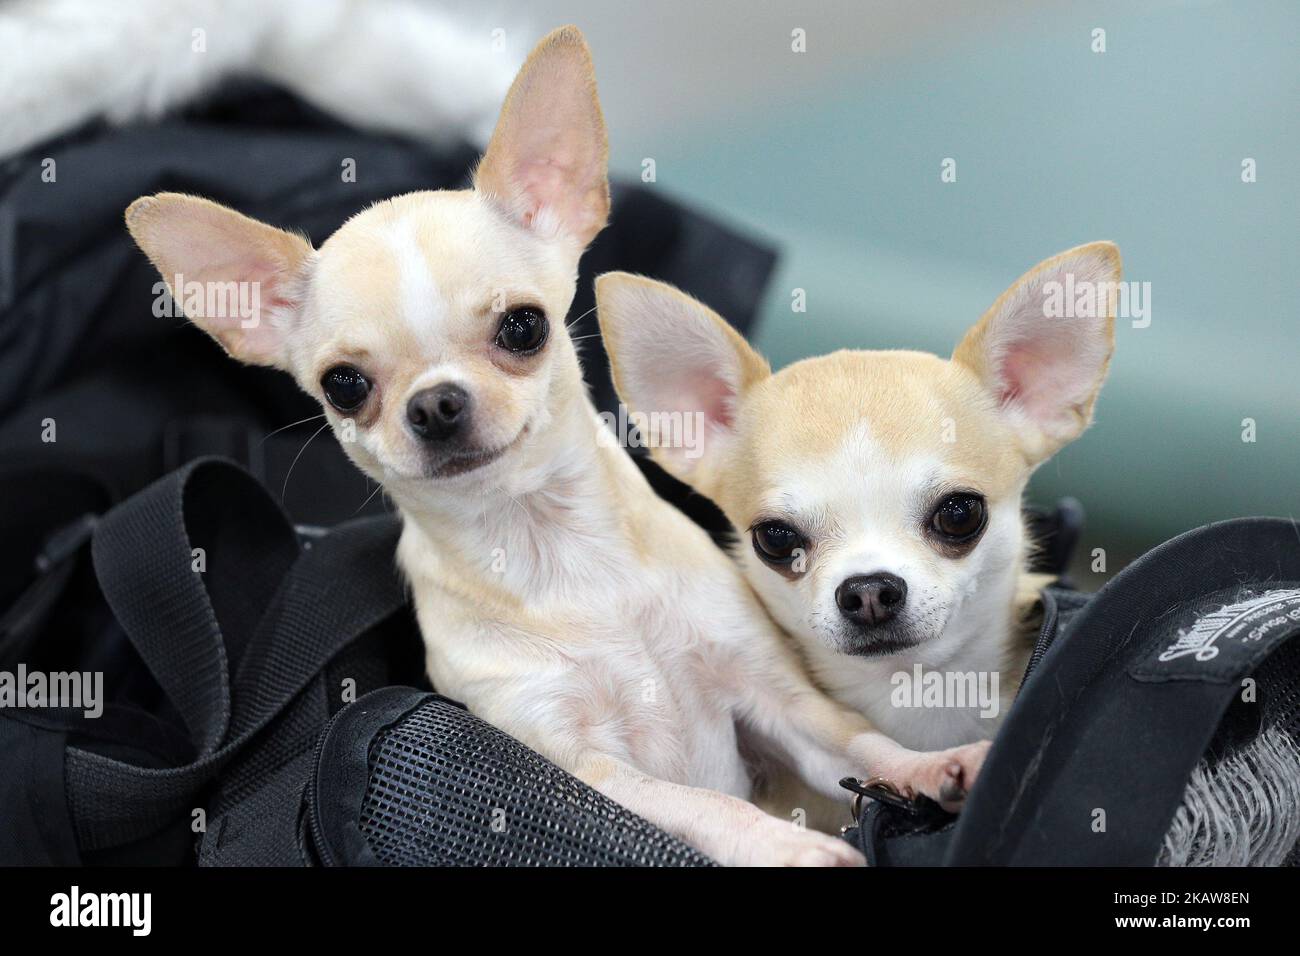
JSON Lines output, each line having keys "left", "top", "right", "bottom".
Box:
{"left": 309, "top": 191, "right": 567, "bottom": 344}
{"left": 737, "top": 350, "right": 1022, "bottom": 514}
{"left": 765, "top": 423, "right": 941, "bottom": 529}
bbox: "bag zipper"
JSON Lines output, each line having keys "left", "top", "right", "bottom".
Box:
{"left": 305, "top": 705, "right": 350, "bottom": 867}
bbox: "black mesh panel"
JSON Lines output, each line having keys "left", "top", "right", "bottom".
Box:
{"left": 358, "top": 698, "right": 716, "bottom": 866}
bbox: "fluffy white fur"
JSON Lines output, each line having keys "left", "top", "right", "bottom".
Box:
{"left": 0, "top": 0, "right": 517, "bottom": 160}
{"left": 1159, "top": 725, "right": 1300, "bottom": 867}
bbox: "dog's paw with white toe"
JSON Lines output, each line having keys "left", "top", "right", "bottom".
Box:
{"left": 740, "top": 817, "right": 865, "bottom": 867}
{"left": 891, "top": 739, "right": 991, "bottom": 813}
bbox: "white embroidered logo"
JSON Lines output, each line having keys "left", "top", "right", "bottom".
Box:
{"left": 1158, "top": 590, "right": 1300, "bottom": 663}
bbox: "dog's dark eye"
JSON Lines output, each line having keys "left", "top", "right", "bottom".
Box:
{"left": 320, "top": 365, "right": 371, "bottom": 412}
{"left": 930, "top": 493, "right": 987, "bottom": 541}
{"left": 752, "top": 521, "right": 804, "bottom": 565}
{"left": 495, "top": 307, "right": 548, "bottom": 354}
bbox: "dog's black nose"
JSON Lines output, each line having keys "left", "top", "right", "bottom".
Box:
{"left": 835, "top": 573, "right": 907, "bottom": 626}
{"left": 407, "top": 384, "right": 469, "bottom": 440}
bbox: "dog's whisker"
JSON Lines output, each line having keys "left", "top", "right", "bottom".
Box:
{"left": 281, "top": 422, "right": 330, "bottom": 501}
{"left": 260, "top": 413, "right": 327, "bottom": 444}
{"left": 490, "top": 482, "right": 528, "bottom": 522}
{"left": 565, "top": 304, "right": 599, "bottom": 330}
{"left": 353, "top": 479, "right": 385, "bottom": 516}
{"left": 502, "top": 487, "right": 528, "bottom": 521}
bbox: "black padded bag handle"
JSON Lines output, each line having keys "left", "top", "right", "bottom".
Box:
{"left": 948, "top": 517, "right": 1300, "bottom": 866}
{"left": 310, "top": 687, "right": 716, "bottom": 867}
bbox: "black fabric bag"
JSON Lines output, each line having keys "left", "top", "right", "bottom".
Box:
{"left": 0, "top": 457, "right": 714, "bottom": 866}
{"left": 5, "top": 464, "right": 1296, "bottom": 866}
{"left": 845, "top": 517, "right": 1300, "bottom": 867}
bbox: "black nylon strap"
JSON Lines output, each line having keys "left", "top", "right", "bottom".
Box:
{"left": 227, "top": 516, "right": 411, "bottom": 737}
{"left": 64, "top": 458, "right": 409, "bottom": 850}
{"left": 89, "top": 459, "right": 286, "bottom": 754}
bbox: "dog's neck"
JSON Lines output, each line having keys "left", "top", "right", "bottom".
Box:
{"left": 392, "top": 384, "right": 641, "bottom": 609}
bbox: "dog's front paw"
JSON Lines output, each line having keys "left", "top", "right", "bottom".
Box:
{"left": 740, "top": 816, "right": 865, "bottom": 867}
{"left": 889, "top": 739, "right": 991, "bottom": 813}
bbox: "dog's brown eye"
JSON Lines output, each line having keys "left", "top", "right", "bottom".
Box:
{"left": 321, "top": 365, "right": 370, "bottom": 412}
{"left": 752, "top": 521, "right": 804, "bottom": 565}
{"left": 931, "top": 493, "right": 987, "bottom": 541}
{"left": 495, "top": 307, "right": 548, "bottom": 354}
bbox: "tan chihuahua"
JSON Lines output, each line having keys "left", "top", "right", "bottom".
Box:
{"left": 125, "top": 27, "right": 989, "bottom": 865}
{"left": 596, "top": 242, "right": 1119, "bottom": 761}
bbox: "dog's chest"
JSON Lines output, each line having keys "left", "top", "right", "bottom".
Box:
{"left": 417, "top": 566, "right": 757, "bottom": 797}
{"left": 560, "top": 609, "right": 752, "bottom": 792}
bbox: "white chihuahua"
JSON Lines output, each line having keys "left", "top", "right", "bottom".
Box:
{"left": 126, "top": 27, "right": 990, "bottom": 865}
{"left": 597, "top": 243, "right": 1119, "bottom": 757}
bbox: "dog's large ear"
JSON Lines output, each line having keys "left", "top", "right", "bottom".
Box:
{"left": 596, "top": 272, "right": 770, "bottom": 484}
{"left": 125, "top": 193, "right": 314, "bottom": 369}
{"left": 954, "top": 241, "right": 1121, "bottom": 464}
{"left": 474, "top": 25, "right": 609, "bottom": 249}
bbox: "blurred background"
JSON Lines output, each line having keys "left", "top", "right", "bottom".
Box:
{"left": 474, "top": 0, "right": 1299, "bottom": 583}
{"left": 3, "top": 0, "right": 1295, "bottom": 585}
